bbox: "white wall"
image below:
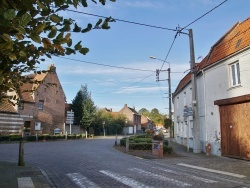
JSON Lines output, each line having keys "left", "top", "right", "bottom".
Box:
{"left": 199, "top": 49, "right": 250, "bottom": 155}
{"left": 173, "top": 48, "right": 250, "bottom": 155}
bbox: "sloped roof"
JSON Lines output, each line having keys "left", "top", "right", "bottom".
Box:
{"left": 128, "top": 107, "right": 140, "bottom": 115}
{"left": 174, "top": 17, "right": 250, "bottom": 95}
{"left": 0, "top": 98, "right": 17, "bottom": 113}
{"left": 19, "top": 72, "right": 47, "bottom": 102}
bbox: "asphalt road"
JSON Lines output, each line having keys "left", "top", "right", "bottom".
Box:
{"left": 0, "top": 137, "right": 248, "bottom": 188}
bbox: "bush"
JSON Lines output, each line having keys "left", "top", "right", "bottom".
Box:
{"left": 9, "top": 135, "right": 23, "bottom": 141}
{"left": 129, "top": 143, "right": 152, "bottom": 150}
{"left": 163, "top": 146, "right": 173, "bottom": 154}
{"left": 26, "top": 135, "right": 36, "bottom": 141}
{"left": 120, "top": 138, "right": 126, "bottom": 146}
{"left": 163, "top": 140, "right": 169, "bottom": 146}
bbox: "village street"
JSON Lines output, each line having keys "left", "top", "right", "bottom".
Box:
{"left": 0, "top": 137, "right": 249, "bottom": 188}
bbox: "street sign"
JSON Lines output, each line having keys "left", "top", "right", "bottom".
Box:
{"left": 66, "top": 111, "right": 74, "bottom": 124}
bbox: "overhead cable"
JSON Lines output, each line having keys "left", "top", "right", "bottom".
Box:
{"left": 66, "top": 9, "right": 176, "bottom": 31}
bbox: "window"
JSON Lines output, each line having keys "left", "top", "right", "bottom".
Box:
{"left": 38, "top": 100, "right": 44, "bottom": 110}
{"left": 230, "top": 62, "right": 241, "bottom": 87}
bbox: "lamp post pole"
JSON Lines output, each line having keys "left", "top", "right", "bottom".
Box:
{"left": 102, "top": 121, "right": 105, "bottom": 137}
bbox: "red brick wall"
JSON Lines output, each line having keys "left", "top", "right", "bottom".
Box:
{"left": 19, "top": 72, "right": 66, "bottom": 135}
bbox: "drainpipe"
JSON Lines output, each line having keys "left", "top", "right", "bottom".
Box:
{"left": 202, "top": 70, "right": 208, "bottom": 147}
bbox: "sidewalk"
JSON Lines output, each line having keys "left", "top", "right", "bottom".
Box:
{"left": 155, "top": 141, "right": 250, "bottom": 181}
{"left": 0, "top": 161, "right": 53, "bottom": 188}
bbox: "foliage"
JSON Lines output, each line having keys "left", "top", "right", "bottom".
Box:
{"left": 163, "top": 145, "right": 173, "bottom": 154}
{"left": 0, "top": 0, "right": 115, "bottom": 102}
{"left": 93, "top": 109, "right": 126, "bottom": 135}
{"left": 138, "top": 107, "right": 167, "bottom": 126}
{"left": 71, "top": 85, "right": 96, "bottom": 128}
{"left": 164, "top": 118, "right": 172, "bottom": 129}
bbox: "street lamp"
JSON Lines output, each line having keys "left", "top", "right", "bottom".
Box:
{"left": 149, "top": 56, "right": 172, "bottom": 141}
{"left": 102, "top": 121, "right": 105, "bottom": 137}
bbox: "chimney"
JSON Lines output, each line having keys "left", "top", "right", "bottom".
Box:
{"left": 124, "top": 104, "right": 127, "bottom": 107}
{"left": 110, "top": 108, "right": 112, "bottom": 112}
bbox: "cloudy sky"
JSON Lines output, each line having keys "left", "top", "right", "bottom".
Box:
{"left": 37, "top": 0, "right": 250, "bottom": 114}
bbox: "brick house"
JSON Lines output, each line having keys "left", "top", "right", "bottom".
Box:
{"left": 11, "top": 64, "right": 66, "bottom": 135}
{"left": 119, "top": 104, "right": 141, "bottom": 134}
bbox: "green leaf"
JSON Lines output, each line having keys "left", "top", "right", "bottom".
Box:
{"left": 67, "top": 38, "right": 72, "bottom": 47}
{"left": 81, "top": 0, "right": 88, "bottom": 7}
{"left": 50, "top": 14, "right": 62, "bottom": 23}
{"left": 79, "top": 47, "right": 89, "bottom": 55}
{"left": 19, "top": 50, "right": 26, "bottom": 57}
{"left": 66, "top": 48, "right": 75, "bottom": 55}
{"left": 34, "top": 22, "right": 46, "bottom": 34}
{"left": 74, "top": 41, "right": 82, "bottom": 50}
{"left": 101, "top": 21, "right": 110, "bottom": 30}
{"left": 45, "top": 54, "right": 52, "bottom": 58}
{"left": 73, "top": 23, "right": 81, "bottom": 32}
{"left": 30, "top": 33, "right": 41, "bottom": 43}
{"left": 56, "top": 32, "right": 64, "bottom": 40}
{"left": 94, "top": 19, "right": 102, "bottom": 29}
{"left": 81, "top": 24, "right": 92, "bottom": 33}
{"left": 3, "top": 9, "right": 16, "bottom": 20}
{"left": 9, "top": 54, "right": 17, "bottom": 61}
{"left": 19, "top": 13, "right": 31, "bottom": 26}
{"left": 48, "top": 26, "right": 57, "bottom": 38}
{"left": 2, "top": 33, "right": 12, "bottom": 42}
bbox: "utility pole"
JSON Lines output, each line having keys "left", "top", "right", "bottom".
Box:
{"left": 156, "top": 67, "right": 172, "bottom": 142}
{"left": 189, "top": 29, "right": 201, "bottom": 153}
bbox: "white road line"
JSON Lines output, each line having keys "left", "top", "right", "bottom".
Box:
{"left": 66, "top": 173, "right": 101, "bottom": 188}
{"left": 177, "top": 163, "right": 246, "bottom": 178}
{"left": 17, "top": 177, "right": 34, "bottom": 188}
{"left": 100, "top": 170, "right": 153, "bottom": 188}
{"left": 153, "top": 167, "right": 217, "bottom": 183}
{"left": 129, "top": 168, "right": 191, "bottom": 187}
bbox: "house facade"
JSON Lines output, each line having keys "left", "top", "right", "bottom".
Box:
{"left": 173, "top": 18, "right": 250, "bottom": 160}
{"left": 10, "top": 64, "right": 66, "bottom": 135}
{"left": 119, "top": 104, "right": 141, "bottom": 134}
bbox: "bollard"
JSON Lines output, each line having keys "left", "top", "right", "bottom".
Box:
{"left": 125, "top": 136, "right": 129, "bottom": 152}
{"left": 18, "top": 139, "right": 25, "bottom": 166}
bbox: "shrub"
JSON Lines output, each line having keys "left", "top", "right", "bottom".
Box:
{"left": 120, "top": 138, "right": 126, "bottom": 146}
{"left": 9, "top": 135, "right": 22, "bottom": 141}
{"left": 163, "top": 146, "right": 173, "bottom": 154}
{"left": 163, "top": 140, "right": 169, "bottom": 146}
{"left": 0, "top": 135, "right": 10, "bottom": 142}
{"left": 129, "top": 143, "right": 152, "bottom": 150}
{"left": 26, "top": 136, "right": 36, "bottom": 141}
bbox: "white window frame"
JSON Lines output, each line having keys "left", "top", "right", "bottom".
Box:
{"left": 230, "top": 61, "right": 241, "bottom": 87}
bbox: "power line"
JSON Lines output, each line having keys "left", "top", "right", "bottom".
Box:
{"left": 92, "top": 72, "right": 155, "bottom": 94}
{"left": 157, "top": 32, "right": 178, "bottom": 71}
{"left": 180, "top": 0, "right": 229, "bottom": 31}
{"left": 66, "top": 9, "right": 177, "bottom": 31}
{"left": 55, "top": 56, "right": 155, "bottom": 72}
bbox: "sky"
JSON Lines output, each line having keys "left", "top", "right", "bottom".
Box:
{"left": 36, "top": 0, "right": 250, "bottom": 115}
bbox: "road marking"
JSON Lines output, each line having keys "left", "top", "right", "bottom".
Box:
{"left": 134, "top": 156, "right": 143, "bottom": 160}
{"left": 66, "top": 173, "right": 101, "bottom": 188}
{"left": 17, "top": 177, "right": 34, "bottom": 188}
{"left": 177, "top": 163, "right": 246, "bottom": 178}
{"left": 153, "top": 167, "right": 217, "bottom": 183}
{"left": 100, "top": 170, "right": 153, "bottom": 188}
{"left": 129, "top": 168, "right": 191, "bottom": 187}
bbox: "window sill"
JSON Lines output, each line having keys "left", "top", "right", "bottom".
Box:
{"left": 228, "top": 84, "right": 242, "bottom": 90}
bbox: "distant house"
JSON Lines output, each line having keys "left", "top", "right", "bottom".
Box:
{"left": 173, "top": 18, "right": 250, "bottom": 160}
{"left": 119, "top": 104, "right": 141, "bottom": 134}
{"left": 6, "top": 64, "right": 67, "bottom": 135}
{"left": 141, "top": 115, "right": 155, "bottom": 130}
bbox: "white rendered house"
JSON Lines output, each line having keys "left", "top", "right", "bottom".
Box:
{"left": 173, "top": 18, "right": 250, "bottom": 160}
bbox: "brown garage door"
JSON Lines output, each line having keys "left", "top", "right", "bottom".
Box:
{"left": 219, "top": 102, "right": 250, "bottom": 160}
